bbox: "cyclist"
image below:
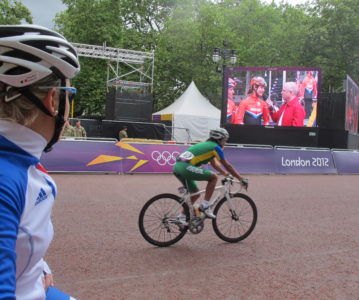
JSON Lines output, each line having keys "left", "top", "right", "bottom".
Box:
{"left": 173, "top": 128, "right": 246, "bottom": 221}
{"left": 234, "top": 76, "right": 270, "bottom": 125}
{"left": 0, "top": 25, "right": 80, "bottom": 299}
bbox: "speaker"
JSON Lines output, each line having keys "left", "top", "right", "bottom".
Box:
{"left": 105, "top": 90, "right": 153, "bottom": 121}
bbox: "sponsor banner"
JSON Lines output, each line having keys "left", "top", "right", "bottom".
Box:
{"left": 275, "top": 148, "right": 337, "bottom": 174}
{"left": 332, "top": 150, "right": 359, "bottom": 174}
{"left": 42, "top": 140, "right": 352, "bottom": 175}
{"left": 41, "top": 140, "right": 123, "bottom": 172}
{"left": 120, "top": 143, "right": 187, "bottom": 173}
{"left": 223, "top": 147, "right": 275, "bottom": 174}
{"left": 120, "top": 144, "right": 275, "bottom": 174}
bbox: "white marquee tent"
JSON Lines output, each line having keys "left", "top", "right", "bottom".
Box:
{"left": 152, "top": 81, "right": 221, "bottom": 141}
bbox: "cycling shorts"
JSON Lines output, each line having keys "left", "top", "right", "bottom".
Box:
{"left": 173, "top": 161, "right": 213, "bottom": 193}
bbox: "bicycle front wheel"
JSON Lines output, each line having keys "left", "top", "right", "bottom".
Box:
{"left": 138, "top": 193, "right": 190, "bottom": 247}
{"left": 212, "top": 193, "right": 257, "bottom": 243}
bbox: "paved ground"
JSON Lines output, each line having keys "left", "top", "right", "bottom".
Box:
{"left": 46, "top": 174, "right": 359, "bottom": 300}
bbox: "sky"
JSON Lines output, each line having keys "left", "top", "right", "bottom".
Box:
{"left": 18, "top": 0, "right": 67, "bottom": 29}
{"left": 17, "top": 0, "right": 308, "bottom": 29}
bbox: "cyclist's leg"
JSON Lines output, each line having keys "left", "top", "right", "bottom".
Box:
{"left": 204, "top": 172, "right": 217, "bottom": 202}
{"left": 175, "top": 164, "right": 217, "bottom": 218}
{"left": 178, "top": 163, "right": 215, "bottom": 204}
{"left": 173, "top": 169, "right": 199, "bottom": 203}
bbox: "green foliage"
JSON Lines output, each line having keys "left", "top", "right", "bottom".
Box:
{"left": 47, "top": 0, "right": 358, "bottom": 116}
{"left": 304, "top": 0, "right": 359, "bottom": 91}
{"left": 0, "top": 0, "right": 32, "bottom": 24}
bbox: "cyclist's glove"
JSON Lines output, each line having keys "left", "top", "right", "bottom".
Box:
{"left": 240, "top": 178, "right": 249, "bottom": 190}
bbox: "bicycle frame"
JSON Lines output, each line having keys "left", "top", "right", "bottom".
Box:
{"left": 169, "top": 178, "right": 242, "bottom": 219}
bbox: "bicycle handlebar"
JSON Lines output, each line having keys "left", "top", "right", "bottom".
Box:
{"left": 222, "top": 175, "right": 249, "bottom": 191}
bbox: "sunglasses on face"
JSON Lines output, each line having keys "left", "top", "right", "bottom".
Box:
{"left": 39, "top": 86, "right": 77, "bottom": 95}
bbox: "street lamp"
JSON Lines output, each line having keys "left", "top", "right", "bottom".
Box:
{"left": 212, "top": 40, "right": 237, "bottom": 122}
{"left": 212, "top": 40, "right": 237, "bottom": 71}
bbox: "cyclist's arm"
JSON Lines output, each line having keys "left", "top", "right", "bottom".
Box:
{"left": 210, "top": 158, "right": 228, "bottom": 176}
{"left": 0, "top": 186, "right": 23, "bottom": 299}
{"left": 219, "top": 158, "right": 243, "bottom": 181}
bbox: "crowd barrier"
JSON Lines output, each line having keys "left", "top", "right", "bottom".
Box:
{"left": 41, "top": 139, "right": 359, "bottom": 174}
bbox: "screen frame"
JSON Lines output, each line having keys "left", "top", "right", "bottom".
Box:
{"left": 222, "top": 66, "right": 322, "bottom": 127}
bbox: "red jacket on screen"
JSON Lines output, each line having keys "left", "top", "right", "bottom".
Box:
{"left": 234, "top": 94, "right": 270, "bottom": 125}
{"left": 270, "top": 97, "right": 305, "bottom": 126}
{"left": 227, "top": 99, "right": 236, "bottom": 123}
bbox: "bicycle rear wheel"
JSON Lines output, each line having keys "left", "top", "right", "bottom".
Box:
{"left": 212, "top": 193, "right": 257, "bottom": 243}
{"left": 138, "top": 193, "right": 190, "bottom": 247}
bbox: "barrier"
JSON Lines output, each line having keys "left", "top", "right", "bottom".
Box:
{"left": 40, "top": 140, "right": 359, "bottom": 174}
{"left": 332, "top": 149, "right": 359, "bottom": 174}
{"left": 274, "top": 146, "right": 337, "bottom": 174}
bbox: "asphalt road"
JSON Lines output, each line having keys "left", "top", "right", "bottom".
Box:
{"left": 46, "top": 174, "right": 359, "bottom": 300}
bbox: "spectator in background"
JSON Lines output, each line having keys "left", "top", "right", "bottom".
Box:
{"left": 62, "top": 119, "right": 75, "bottom": 137}
{"left": 73, "top": 119, "right": 86, "bottom": 138}
{"left": 267, "top": 82, "right": 305, "bottom": 126}
{"left": 234, "top": 76, "right": 270, "bottom": 125}
{"left": 119, "top": 126, "right": 128, "bottom": 140}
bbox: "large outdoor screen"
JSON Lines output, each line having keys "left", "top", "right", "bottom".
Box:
{"left": 223, "top": 66, "right": 321, "bottom": 127}
{"left": 345, "top": 75, "right": 359, "bottom": 134}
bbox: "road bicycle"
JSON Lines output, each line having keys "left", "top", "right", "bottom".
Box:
{"left": 138, "top": 176, "right": 257, "bottom": 247}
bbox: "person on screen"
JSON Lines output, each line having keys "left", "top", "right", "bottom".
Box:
{"left": 298, "top": 71, "right": 317, "bottom": 118}
{"left": 226, "top": 78, "right": 237, "bottom": 123}
{"left": 0, "top": 24, "right": 80, "bottom": 299}
{"left": 233, "top": 76, "right": 270, "bottom": 125}
{"left": 267, "top": 82, "right": 305, "bottom": 126}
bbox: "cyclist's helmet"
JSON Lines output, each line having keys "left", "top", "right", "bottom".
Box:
{"left": 250, "top": 76, "right": 267, "bottom": 88}
{"left": 0, "top": 24, "right": 80, "bottom": 88}
{"left": 209, "top": 128, "right": 229, "bottom": 141}
{"left": 0, "top": 25, "right": 80, "bottom": 153}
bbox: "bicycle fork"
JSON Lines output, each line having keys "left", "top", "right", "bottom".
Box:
{"left": 224, "top": 191, "right": 240, "bottom": 221}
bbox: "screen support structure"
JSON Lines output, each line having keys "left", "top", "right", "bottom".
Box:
{"left": 72, "top": 42, "right": 155, "bottom": 94}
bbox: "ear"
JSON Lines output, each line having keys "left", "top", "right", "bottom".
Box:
{"left": 42, "top": 88, "right": 58, "bottom": 116}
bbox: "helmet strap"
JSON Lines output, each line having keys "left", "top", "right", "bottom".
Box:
{"left": 44, "top": 78, "right": 67, "bottom": 152}
{"left": 19, "top": 79, "right": 67, "bottom": 152}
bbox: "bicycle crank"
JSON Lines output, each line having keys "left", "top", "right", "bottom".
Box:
{"left": 189, "top": 217, "right": 205, "bottom": 234}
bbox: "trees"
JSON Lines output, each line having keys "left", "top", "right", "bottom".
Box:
{"left": 304, "top": 0, "right": 359, "bottom": 91}
{"left": 50, "top": 0, "right": 357, "bottom": 116}
{"left": 54, "top": 0, "right": 176, "bottom": 116}
{"left": 0, "top": 0, "right": 32, "bottom": 24}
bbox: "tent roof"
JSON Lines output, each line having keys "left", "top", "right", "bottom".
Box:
{"left": 153, "top": 81, "right": 220, "bottom": 118}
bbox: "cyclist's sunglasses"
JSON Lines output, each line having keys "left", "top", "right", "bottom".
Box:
{"left": 39, "top": 86, "right": 77, "bottom": 95}
{"left": 39, "top": 86, "right": 77, "bottom": 102}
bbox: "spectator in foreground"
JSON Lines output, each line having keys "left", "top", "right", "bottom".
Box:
{"left": 0, "top": 24, "right": 80, "bottom": 299}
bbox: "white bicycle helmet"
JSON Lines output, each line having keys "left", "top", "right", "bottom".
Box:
{"left": 209, "top": 128, "right": 229, "bottom": 140}
{"left": 0, "top": 24, "right": 80, "bottom": 87}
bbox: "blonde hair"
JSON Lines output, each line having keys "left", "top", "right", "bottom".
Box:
{"left": 0, "top": 75, "right": 61, "bottom": 126}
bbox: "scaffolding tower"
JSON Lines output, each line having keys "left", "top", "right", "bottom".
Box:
{"left": 71, "top": 42, "right": 155, "bottom": 92}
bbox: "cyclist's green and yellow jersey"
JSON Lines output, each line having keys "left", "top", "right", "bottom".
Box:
{"left": 177, "top": 141, "right": 225, "bottom": 166}
{"left": 173, "top": 141, "right": 225, "bottom": 192}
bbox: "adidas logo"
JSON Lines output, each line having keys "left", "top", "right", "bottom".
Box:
{"left": 35, "top": 188, "right": 48, "bottom": 206}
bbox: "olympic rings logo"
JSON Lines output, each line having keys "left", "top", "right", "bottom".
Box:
{"left": 151, "top": 151, "right": 180, "bottom": 166}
